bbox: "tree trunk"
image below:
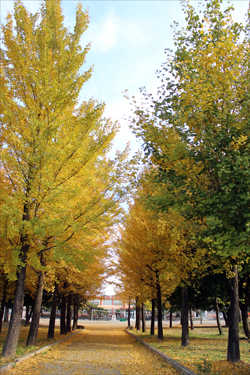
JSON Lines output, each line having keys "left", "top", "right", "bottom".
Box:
{"left": 26, "top": 272, "right": 44, "bottom": 346}
{"left": 240, "top": 302, "right": 250, "bottom": 338}
{"left": 181, "top": 287, "right": 189, "bottom": 346}
{"left": 135, "top": 297, "right": 141, "bottom": 330}
{"left": 67, "top": 294, "right": 72, "bottom": 333}
{"left": 141, "top": 303, "right": 146, "bottom": 332}
{"left": 60, "top": 292, "right": 67, "bottom": 335}
{"left": 1, "top": 202, "right": 30, "bottom": 359}
{"left": 4, "top": 307, "right": 9, "bottom": 323}
{"left": 239, "top": 271, "right": 250, "bottom": 338}
{"left": 150, "top": 298, "right": 155, "bottom": 335}
{"left": 24, "top": 305, "right": 30, "bottom": 326}
{"left": 189, "top": 308, "right": 194, "bottom": 330}
{"left": 0, "top": 280, "right": 7, "bottom": 333}
{"left": 227, "top": 266, "right": 240, "bottom": 362}
{"left": 215, "top": 298, "right": 223, "bottom": 335}
{"left": 1, "top": 262, "right": 27, "bottom": 358}
{"left": 128, "top": 297, "right": 131, "bottom": 327}
{"left": 47, "top": 283, "right": 58, "bottom": 339}
{"left": 223, "top": 311, "right": 229, "bottom": 327}
{"left": 72, "top": 295, "right": 79, "bottom": 331}
{"left": 170, "top": 310, "right": 173, "bottom": 328}
{"left": 157, "top": 281, "right": 163, "bottom": 340}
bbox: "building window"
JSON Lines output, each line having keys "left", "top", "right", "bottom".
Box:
{"left": 90, "top": 299, "right": 100, "bottom": 305}
{"left": 102, "top": 299, "right": 112, "bottom": 305}
{"left": 114, "top": 300, "right": 122, "bottom": 305}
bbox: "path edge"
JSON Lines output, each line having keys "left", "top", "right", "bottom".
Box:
{"left": 0, "top": 329, "right": 84, "bottom": 374}
{"left": 126, "top": 329, "right": 197, "bottom": 375}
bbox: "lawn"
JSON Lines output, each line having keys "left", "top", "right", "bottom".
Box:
{"left": 0, "top": 322, "right": 68, "bottom": 367}
{"left": 134, "top": 324, "right": 250, "bottom": 375}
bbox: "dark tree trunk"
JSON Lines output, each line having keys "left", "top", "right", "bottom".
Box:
{"left": 24, "top": 305, "right": 30, "bottom": 326}
{"left": 26, "top": 272, "right": 44, "bottom": 346}
{"left": 227, "top": 266, "right": 240, "bottom": 362}
{"left": 190, "top": 308, "right": 194, "bottom": 330}
{"left": 141, "top": 303, "right": 146, "bottom": 332}
{"left": 215, "top": 298, "right": 223, "bottom": 335}
{"left": 72, "top": 295, "right": 79, "bottom": 331}
{"left": 128, "top": 297, "right": 131, "bottom": 327}
{"left": 239, "top": 271, "right": 250, "bottom": 338}
{"left": 0, "top": 279, "right": 7, "bottom": 333}
{"left": 67, "top": 294, "right": 72, "bottom": 333}
{"left": 181, "top": 287, "right": 189, "bottom": 346}
{"left": 240, "top": 302, "right": 250, "bottom": 338}
{"left": 1, "top": 202, "right": 30, "bottom": 359}
{"left": 170, "top": 310, "right": 173, "bottom": 328}
{"left": 1, "top": 262, "right": 27, "bottom": 358}
{"left": 60, "top": 291, "right": 67, "bottom": 335}
{"left": 157, "top": 281, "right": 163, "bottom": 340}
{"left": 47, "top": 283, "right": 58, "bottom": 339}
{"left": 150, "top": 298, "right": 155, "bottom": 335}
{"left": 223, "top": 311, "right": 229, "bottom": 327}
{"left": 4, "top": 307, "right": 9, "bottom": 323}
{"left": 135, "top": 297, "right": 141, "bottom": 330}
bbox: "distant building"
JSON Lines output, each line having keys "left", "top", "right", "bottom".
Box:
{"left": 89, "top": 295, "right": 134, "bottom": 317}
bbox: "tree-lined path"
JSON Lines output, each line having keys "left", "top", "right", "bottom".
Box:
{"left": 8, "top": 322, "right": 179, "bottom": 375}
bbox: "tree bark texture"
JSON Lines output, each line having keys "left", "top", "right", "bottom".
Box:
{"left": 47, "top": 283, "right": 58, "bottom": 339}
{"left": 181, "top": 287, "right": 189, "bottom": 347}
{"left": 150, "top": 299, "right": 155, "bottom": 335}
{"left": 67, "top": 294, "right": 72, "bottom": 333}
{"left": 72, "top": 295, "right": 79, "bottom": 331}
{"left": 227, "top": 266, "right": 240, "bottom": 362}
{"left": 215, "top": 298, "right": 223, "bottom": 335}
{"left": 60, "top": 292, "right": 67, "bottom": 335}
{"left": 157, "top": 281, "right": 163, "bottom": 340}
{"left": 0, "top": 279, "right": 7, "bottom": 333}
{"left": 26, "top": 272, "right": 44, "bottom": 346}
{"left": 141, "top": 303, "right": 146, "bottom": 333}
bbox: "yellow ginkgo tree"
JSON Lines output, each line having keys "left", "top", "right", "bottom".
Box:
{"left": 0, "top": 0, "right": 133, "bottom": 358}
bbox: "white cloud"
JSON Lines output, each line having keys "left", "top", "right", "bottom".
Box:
{"left": 88, "top": 11, "right": 119, "bottom": 53}
{"left": 88, "top": 10, "right": 146, "bottom": 53}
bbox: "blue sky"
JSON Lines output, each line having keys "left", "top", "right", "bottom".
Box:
{"left": 1, "top": 0, "right": 249, "bottom": 158}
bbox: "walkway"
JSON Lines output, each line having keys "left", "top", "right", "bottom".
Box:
{"left": 8, "top": 322, "right": 179, "bottom": 375}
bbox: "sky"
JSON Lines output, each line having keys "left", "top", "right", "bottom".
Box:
{"left": 1, "top": 0, "right": 249, "bottom": 156}
{"left": 1, "top": 0, "right": 249, "bottom": 294}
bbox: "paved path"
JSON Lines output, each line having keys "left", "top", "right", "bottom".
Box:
{"left": 9, "top": 323, "right": 179, "bottom": 375}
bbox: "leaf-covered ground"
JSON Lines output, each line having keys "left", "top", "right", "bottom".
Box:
{"left": 0, "top": 321, "right": 65, "bottom": 367}
{"left": 134, "top": 324, "right": 250, "bottom": 375}
{"left": 3, "top": 322, "right": 179, "bottom": 374}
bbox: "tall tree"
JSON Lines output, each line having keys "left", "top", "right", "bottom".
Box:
{"left": 130, "top": 0, "right": 250, "bottom": 362}
{"left": 0, "top": 0, "right": 131, "bottom": 358}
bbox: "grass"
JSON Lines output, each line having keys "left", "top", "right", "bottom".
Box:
{"left": 133, "top": 324, "right": 250, "bottom": 375}
{"left": 0, "top": 322, "right": 68, "bottom": 367}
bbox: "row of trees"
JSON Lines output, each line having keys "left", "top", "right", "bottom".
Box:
{"left": 0, "top": 0, "right": 135, "bottom": 359}
{"left": 115, "top": 0, "right": 250, "bottom": 363}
